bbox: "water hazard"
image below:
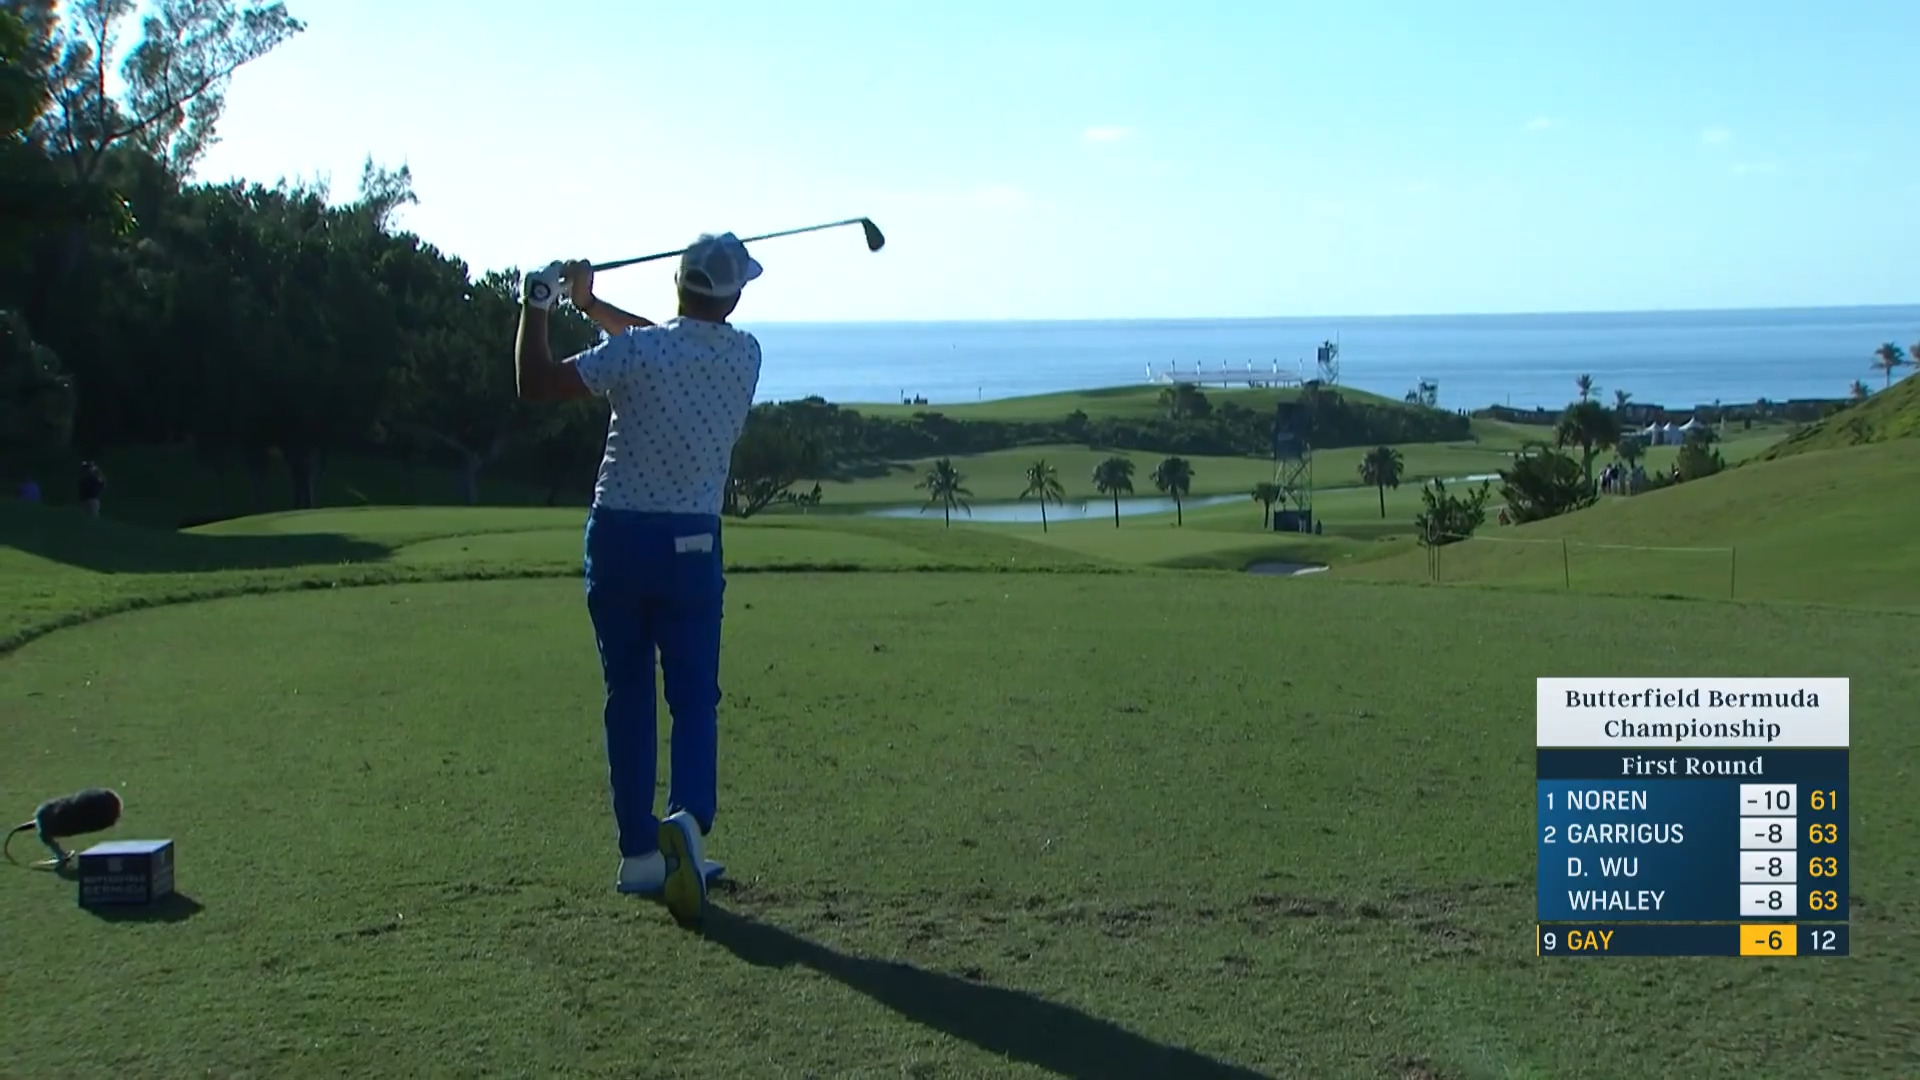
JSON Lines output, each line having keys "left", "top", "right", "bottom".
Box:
{"left": 863, "top": 492, "right": 1247, "bottom": 524}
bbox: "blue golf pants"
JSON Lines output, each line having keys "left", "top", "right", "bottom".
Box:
{"left": 583, "top": 506, "right": 725, "bottom": 857}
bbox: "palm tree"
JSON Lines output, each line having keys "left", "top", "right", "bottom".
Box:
{"left": 1250, "top": 481, "right": 1283, "bottom": 529}
{"left": 1150, "top": 456, "right": 1194, "bottom": 526}
{"left": 1871, "top": 342, "right": 1909, "bottom": 388}
{"left": 1091, "top": 456, "right": 1135, "bottom": 528}
{"left": 1555, "top": 400, "right": 1622, "bottom": 490}
{"left": 1018, "top": 458, "right": 1066, "bottom": 532}
{"left": 1358, "top": 445, "right": 1405, "bottom": 518}
{"left": 1617, "top": 434, "right": 1646, "bottom": 469}
{"left": 1576, "top": 374, "right": 1598, "bottom": 402}
{"left": 1850, "top": 379, "right": 1872, "bottom": 401}
{"left": 915, "top": 457, "right": 972, "bottom": 527}
{"left": 1612, "top": 388, "right": 1632, "bottom": 413}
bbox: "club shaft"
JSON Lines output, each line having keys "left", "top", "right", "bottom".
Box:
{"left": 591, "top": 219, "right": 868, "bottom": 273}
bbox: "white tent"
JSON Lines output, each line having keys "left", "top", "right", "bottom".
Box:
{"left": 1679, "top": 416, "right": 1704, "bottom": 431}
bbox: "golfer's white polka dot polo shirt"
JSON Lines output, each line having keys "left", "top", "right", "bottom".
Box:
{"left": 568, "top": 317, "right": 763, "bottom": 516}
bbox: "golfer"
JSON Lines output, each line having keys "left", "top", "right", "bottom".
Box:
{"left": 513, "top": 232, "right": 764, "bottom": 927}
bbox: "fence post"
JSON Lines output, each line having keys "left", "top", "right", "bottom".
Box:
{"left": 1562, "top": 538, "right": 1571, "bottom": 589}
{"left": 1729, "top": 546, "right": 1737, "bottom": 600}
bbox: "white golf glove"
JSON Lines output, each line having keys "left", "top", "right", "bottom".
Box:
{"left": 521, "top": 261, "right": 565, "bottom": 310}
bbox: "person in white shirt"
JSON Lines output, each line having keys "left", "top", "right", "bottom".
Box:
{"left": 513, "top": 232, "right": 765, "bottom": 929}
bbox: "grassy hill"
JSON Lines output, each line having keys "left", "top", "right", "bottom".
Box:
{"left": 1350, "top": 439, "right": 1920, "bottom": 609}
{"left": 1754, "top": 372, "right": 1919, "bottom": 461}
{"left": 841, "top": 381, "right": 1408, "bottom": 421}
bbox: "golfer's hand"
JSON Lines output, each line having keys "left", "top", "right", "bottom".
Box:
{"left": 560, "top": 260, "right": 595, "bottom": 310}
{"left": 521, "top": 261, "right": 564, "bottom": 310}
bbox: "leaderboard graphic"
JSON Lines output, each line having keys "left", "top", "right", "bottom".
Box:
{"left": 1536, "top": 678, "right": 1850, "bottom": 957}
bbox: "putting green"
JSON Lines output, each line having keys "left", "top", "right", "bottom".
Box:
{"left": 2, "top": 574, "right": 1913, "bottom": 1078}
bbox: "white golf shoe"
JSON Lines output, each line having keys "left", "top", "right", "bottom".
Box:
{"left": 617, "top": 851, "right": 667, "bottom": 896}
{"left": 659, "top": 810, "right": 710, "bottom": 928}
{"left": 614, "top": 828, "right": 726, "bottom": 899}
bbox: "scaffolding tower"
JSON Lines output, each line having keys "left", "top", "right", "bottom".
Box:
{"left": 1272, "top": 400, "right": 1314, "bottom": 532}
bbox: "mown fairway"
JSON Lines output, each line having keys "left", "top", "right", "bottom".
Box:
{"left": 2, "top": 499, "right": 1916, "bottom": 1078}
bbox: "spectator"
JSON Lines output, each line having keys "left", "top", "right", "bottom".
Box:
{"left": 78, "top": 461, "right": 105, "bottom": 517}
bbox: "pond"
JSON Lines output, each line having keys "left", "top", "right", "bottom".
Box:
{"left": 864, "top": 492, "right": 1249, "bottom": 524}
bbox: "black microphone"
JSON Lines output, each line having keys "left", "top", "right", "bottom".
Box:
{"left": 5, "top": 788, "right": 123, "bottom": 867}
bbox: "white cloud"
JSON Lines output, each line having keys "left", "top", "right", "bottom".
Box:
{"left": 1524, "top": 117, "right": 1559, "bottom": 132}
{"left": 1082, "top": 125, "right": 1132, "bottom": 143}
{"left": 1701, "top": 126, "right": 1732, "bottom": 145}
{"left": 1731, "top": 161, "right": 1778, "bottom": 175}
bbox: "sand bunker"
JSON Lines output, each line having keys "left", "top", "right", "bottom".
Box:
{"left": 1245, "top": 562, "right": 1329, "bottom": 576}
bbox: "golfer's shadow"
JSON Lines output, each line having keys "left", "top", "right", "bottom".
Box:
{"left": 703, "top": 907, "right": 1273, "bottom": 1079}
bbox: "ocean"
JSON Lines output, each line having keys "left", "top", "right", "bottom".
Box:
{"left": 739, "top": 305, "right": 1920, "bottom": 413}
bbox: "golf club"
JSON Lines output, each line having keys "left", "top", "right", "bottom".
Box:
{"left": 590, "top": 217, "right": 885, "bottom": 273}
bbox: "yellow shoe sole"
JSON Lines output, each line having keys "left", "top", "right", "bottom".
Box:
{"left": 659, "top": 820, "right": 708, "bottom": 930}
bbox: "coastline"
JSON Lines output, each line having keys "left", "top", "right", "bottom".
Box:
{"left": 748, "top": 306, "right": 1917, "bottom": 415}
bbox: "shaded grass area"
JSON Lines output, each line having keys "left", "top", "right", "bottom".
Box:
{"left": 13, "top": 443, "right": 573, "bottom": 529}
{"left": 2, "top": 576, "right": 1914, "bottom": 1078}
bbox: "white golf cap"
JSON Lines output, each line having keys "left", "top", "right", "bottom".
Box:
{"left": 675, "top": 232, "right": 763, "bottom": 298}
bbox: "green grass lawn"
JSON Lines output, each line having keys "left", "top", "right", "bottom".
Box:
{"left": 1351, "top": 441, "right": 1920, "bottom": 610}
{"left": 3, "top": 433, "right": 1913, "bottom": 1079}
{"left": 841, "top": 381, "right": 1408, "bottom": 421}
{"left": 3, "top": 565, "right": 1915, "bottom": 1079}
{"left": 804, "top": 420, "right": 1791, "bottom": 512}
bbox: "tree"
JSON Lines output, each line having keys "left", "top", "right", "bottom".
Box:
{"left": 1413, "top": 477, "right": 1491, "bottom": 547}
{"left": 1576, "top": 374, "right": 1598, "bottom": 402}
{"left": 18, "top": 0, "right": 302, "bottom": 335}
{"left": 725, "top": 407, "right": 822, "bottom": 518}
{"left": 1613, "top": 388, "right": 1632, "bottom": 412}
{"left": 916, "top": 456, "right": 971, "bottom": 527}
{"left": 1150, "top": 455, "right": 1194, "bottom": 526}
{"left": 1018, "top": 457, "right": 1065, "bottom": 532}
{"left": 1675, "top": 428, "right": 1724, "bottom": 481}
{"left": 1498, "top": 445, "right": 1596, "bottom": 523}
{"left": 1871, "top": 342, "right": 1909, "bottom": 389}
{"left": 27, "top": 0, "right": 306, "bottom": 183}
{"left": 1250, "top": 480, "right": 1282, "bottom": 528}
{"left": 1357, "top": 445, "right": 1404, "bottom": 518}
{"left": 1850, "top": 380, "right": 1871, "bottom": 401}
{"left": 0, "top": 308, "right": 72, "bottom": 472}
{"left": 1157, "top": 382, "right": 1210, "bottom": 420}
{"left": 1617, "top": 433, "right": 1646, "bottom": 471}
{"left": 1554, "top": 399, "right": 1620, "bottom": 490}
{"left": 1091, "top": 455, "right": 1134, "bottom": 528}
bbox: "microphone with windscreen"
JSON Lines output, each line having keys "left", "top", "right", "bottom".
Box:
{"left": 5, "top": 788, "right": 123, "bottom": 869}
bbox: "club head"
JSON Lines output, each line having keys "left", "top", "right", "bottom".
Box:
{"left": 860, "top": 218, "right": 886, "bottom": 252}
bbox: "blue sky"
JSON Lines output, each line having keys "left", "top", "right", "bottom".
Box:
{"left": 190, "top": 0, "right": 1918, "bottom": 322}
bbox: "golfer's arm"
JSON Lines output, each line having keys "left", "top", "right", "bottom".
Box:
{"left": 514, "top": 304, "right": 591, "bottom": 402}
{"left": 577, "top": 295, "right": 654, "bottom": 334}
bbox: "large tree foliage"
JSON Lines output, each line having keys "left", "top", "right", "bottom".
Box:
{"left": 1498, "top": 445, "right": 1596, "bottom": 524}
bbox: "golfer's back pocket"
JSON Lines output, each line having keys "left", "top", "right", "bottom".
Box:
{"left": 673, "top": 532, "right": 715, "bottom": 554}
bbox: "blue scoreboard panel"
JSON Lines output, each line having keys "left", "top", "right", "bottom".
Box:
{"left": 1536, "top": 678, "right": 1849, "bottom": 958}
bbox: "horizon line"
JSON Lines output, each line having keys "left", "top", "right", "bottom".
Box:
{"left": 737, "top": 301, "right": 1920, "bottom": 329}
